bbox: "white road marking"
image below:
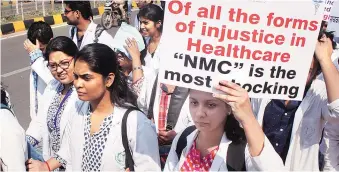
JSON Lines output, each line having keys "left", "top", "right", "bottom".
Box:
{"left": 1, "top": 66, "right": 31, "bottom": 77}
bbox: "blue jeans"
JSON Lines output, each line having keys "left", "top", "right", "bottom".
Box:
{"left": 27, "top": 142, "right": 44, "bottom": 162}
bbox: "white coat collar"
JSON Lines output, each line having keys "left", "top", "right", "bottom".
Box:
{"left": 78, "top": 102, "right": 129, "bottom": 127}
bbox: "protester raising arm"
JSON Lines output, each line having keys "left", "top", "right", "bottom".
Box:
{"left": 315, "top": 34, "right": 339, "bottom": 171}
{"left": 315, "top": 36, "right": 339, "bottom": 104}
{"left": 24, "top": 39, "right": 54, "bottom": 84}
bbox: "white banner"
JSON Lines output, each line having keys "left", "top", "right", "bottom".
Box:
{"left": 159, "top": 0, "right": 324, "bottom": 100}
{"left": 327, "top": 0, "right": 339, "bottom": 38}
{"left": 323, "top": 0, "right": 337, "bottom": 21}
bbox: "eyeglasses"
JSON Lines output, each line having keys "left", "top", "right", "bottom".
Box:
{"left": 64, "top": 9, "right": 73, "bottom": 14}
{"left": 47, "top": 58, "right": 73, "bottom": 72}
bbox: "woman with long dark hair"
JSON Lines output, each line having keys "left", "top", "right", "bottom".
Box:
{"left": 42, "top": 43, "right": 161, "bottom": 171}
{"left": 164, "top": 81, "right": 284, "bottom": 171}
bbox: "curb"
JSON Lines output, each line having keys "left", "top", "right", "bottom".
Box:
{"left": 0, "top": 6, "right": 104, "bottom": 35}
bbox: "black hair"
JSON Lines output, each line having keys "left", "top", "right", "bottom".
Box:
{"left": 1, "top": 83, "right": 9, "bottom": 106}
{"left": 27, "top": 21, "right": 53, "bottom": 45}
{"left": 138, "top": 3, "right": 164, "bottom": 32}
{"left": 318, "top": 29, "right": 337, "bottom": 50}
{"left": 225, "top": 114, "right": 246, "bottom": 142}
{"left": 312, "top": 29, "right": 338, "bottom": 79}
{"left": 75, "top": 43, "right": 138, "bottom": 109}
{"left": 65, "top": 1, "right": 93, "bottom": 20}
{"left": 44, "top": 36, "right": 78, "bottom": 61}
{"left": 114, "top": 49, "right": 145, "bottom": 66}
{"left": 115, "top": 49, "right": 128, "bottom": 58}
{"left": 160, "top": 1, "right": 166, "bottom": 10}
{"left": 321, "top": 20, "right": 328, "bottom": 30}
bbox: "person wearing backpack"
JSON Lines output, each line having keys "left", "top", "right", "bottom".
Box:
{"left": 64, "top": 1, "right": 115, "bottom": 50}
{"left": 164, "top": 82, "right": 285, "bottom": 171}
{"left": 32, "top": 44, "right": 161, "bottom": 171}
{"left": 0, "top": 85, "right": 27, "bottom": 171}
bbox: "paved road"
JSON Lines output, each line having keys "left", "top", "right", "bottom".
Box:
{"left": 1, "top": 12, "right": 137, "bottom": 129}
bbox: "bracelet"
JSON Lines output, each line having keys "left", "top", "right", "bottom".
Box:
{"left": 132, "top": 66, "right": 143, "bottom": 71}
{"left": 45, "top": 162, "right": 51, "bottom": 171}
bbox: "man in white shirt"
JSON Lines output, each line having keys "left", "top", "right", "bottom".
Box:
{"left": 64, "top": 1, "right": 115, "bottom": 50}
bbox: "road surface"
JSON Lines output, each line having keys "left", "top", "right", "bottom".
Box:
{"left": 1, "top": 12, "right": 137, "bottom": 129}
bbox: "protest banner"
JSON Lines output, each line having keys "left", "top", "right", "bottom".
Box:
{"left": 158, "top": 0, "right": 324, "bottom": 100}
{"left": 327, "top": 0, "right": 339, "bottom": 39}
{"left": 323, "top": 0, "right": 336, "bottom": 22}
{"left": 323, "top": 0, "right": 337, "bottom": 21}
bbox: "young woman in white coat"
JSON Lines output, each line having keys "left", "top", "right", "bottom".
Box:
{"left": 24, "top": 36, "right": 79, "bottom": 171}
{"left": 137, "top": 4, "right": 164, "bottom": 71}
{"left": 164, "top": 81, "right": 284, "bottom": 171}
{"left": 37, "top": 43, "right": 161, "bottom": 171}
{"left": 0, "top": 85, "right": 27, "bottom": 171}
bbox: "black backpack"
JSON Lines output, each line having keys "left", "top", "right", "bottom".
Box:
{"left": 175, "top": 125, "right": 247, "bottom": 171}
{"left": 70, "top": 24, "right": 105, "bottom": 44}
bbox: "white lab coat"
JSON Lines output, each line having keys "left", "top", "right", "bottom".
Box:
{"left": 26, "top": 56, "right": 80, "bottom": 161}
{"left": 137, "top": 73, "right": 194, "bottom": 133}
{"left": 143, "top": 39, "right": 162, "bottom": 72}
{"left": 164, "top": 129, "right": 285, "bottom": 171}
{"left": 29, "top": 60, "right": 50, "bottom": 120}
{"left": 251, "top": 76, "right": 339, "bottom": 170}
{"left": 57, "top": 102, "right": 161, "bottom": 171}
{"left": 321, "top": 52, "right": 339, "bottom": 171}
{"left": 69, "top": 21, "right": 115, "bottom": 50}
{"left": 0, "top": 109, "right": 27, "bottom": 171}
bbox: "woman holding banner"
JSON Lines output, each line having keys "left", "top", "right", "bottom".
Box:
{"left": 164, "top": 81, "right": 284, "bottom": 171}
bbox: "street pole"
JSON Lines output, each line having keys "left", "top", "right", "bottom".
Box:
{"left": 21, "top": 1, "right": 24, "bottom": 20}
{"left": 16, "top": 0, "right": 19, "bottom": 15}
{"left": 35, "top": 0, "right": 38, "bottom": 11}
{"left": 51, "top": 0, "right": 54, "bottom": 11}
{"left": 42, "top": 0, "right": 46, "bottom": 16}
{"left": 62, "top": 0, "right": 64, "bottom": 10}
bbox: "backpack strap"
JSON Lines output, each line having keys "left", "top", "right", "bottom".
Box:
{"left": 226, "top": 140, "right": 247, "bottom": 171}
{"left": 70, "top": 26, "right": 76, "bottom": 40}
{"left": 147, "top": 75, "right": 158, "bottom": 119}
{"left": 121, "top": 107, "right": 140, "bottom": 171}
{"left": 94, "top": 24, "right": 105, "bottom": 43}
{"left": 166, "top": 86, "right": 189, "bottom": 130}
{"left": 175, "top": 125, "right": 196, "bottom": 159}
